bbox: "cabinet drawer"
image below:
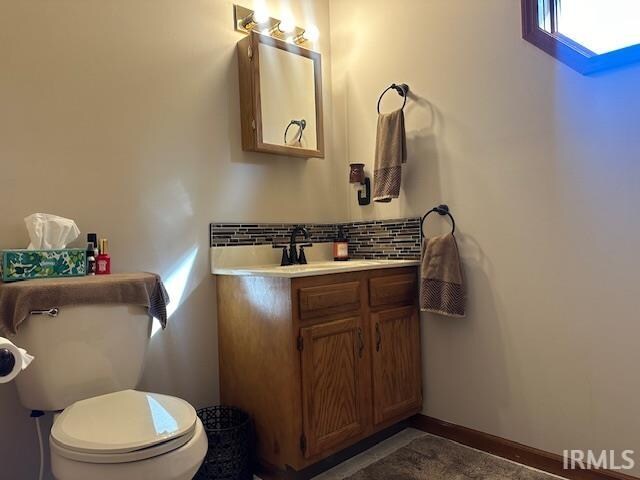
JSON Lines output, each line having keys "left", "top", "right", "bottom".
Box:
{"left": 369, "top": 273, "right": 417, "bottom": 307}
{"left": 299, "top": 281, "right": 361, "bottom": 319}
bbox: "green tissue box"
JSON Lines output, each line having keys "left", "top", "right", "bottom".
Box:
{"left": 0, "top": 248, "right": 87, "bottom": 282}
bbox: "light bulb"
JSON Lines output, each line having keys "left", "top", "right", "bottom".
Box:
{"left": 252, "top": 7, "right": 269, "bottom": 25}
{"left": 278, "top": 14, "right": 296, "bottom": 34}
{"left": 304, "top": 25, "right": 320, "bottom": 42}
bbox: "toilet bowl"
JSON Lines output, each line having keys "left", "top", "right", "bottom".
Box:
{"left": 49, "top": 390, "right": 208, "bottom": 480}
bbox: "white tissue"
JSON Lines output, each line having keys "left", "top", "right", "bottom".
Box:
{"left": 25, "top": 213, "right": 80, "bottom": 250}
{"left": 0, "top": 337, "right": 34, "bottom": 384}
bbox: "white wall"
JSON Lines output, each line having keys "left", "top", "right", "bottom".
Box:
{"left": 0, "top": 1, "right": 344, "bottom": 478}
{"left": 330, "top": 0, "right": 640, "bottom": 475}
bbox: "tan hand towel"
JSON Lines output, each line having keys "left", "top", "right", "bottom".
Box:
{"left": 420, "top": 233, "right": 465, "bottom": 317}
{"left": 0, "top": 272, "right": 170, "bottom": 334}
{"left": 373, "top": 109, "right": 407, "bottom": 202}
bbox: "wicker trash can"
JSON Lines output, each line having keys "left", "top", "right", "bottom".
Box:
{"left": 195, "top": 406, "right": 252, "bottom": 480}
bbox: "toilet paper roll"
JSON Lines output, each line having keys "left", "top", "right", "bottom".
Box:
{"left": 0, "top": 337, "right": 33, "bottom": 384}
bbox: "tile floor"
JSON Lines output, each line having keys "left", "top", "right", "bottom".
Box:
{"left": 257, "top": 428, "right": 568, "bottom": 480}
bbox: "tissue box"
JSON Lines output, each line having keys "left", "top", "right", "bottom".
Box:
{"left": 0, "top": 249, "right": 86, "bottom": 282}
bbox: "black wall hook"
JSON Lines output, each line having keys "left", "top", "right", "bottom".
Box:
{"left": 421, "top": 204, "right": 456, "bottom": 239}
{"left": 377, "top": 83, "right": 410, "bottom": 114}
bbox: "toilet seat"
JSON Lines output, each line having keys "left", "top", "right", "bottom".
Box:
{"left": 51, "top": 416, "right": 208, "bottom": 480}
{"left": 51, "top": 389, "right": 198, "bottom": 464}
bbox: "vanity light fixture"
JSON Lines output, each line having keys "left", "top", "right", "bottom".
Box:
{"left": 252, "top": 7, "right": 269, "bottom": 25}
{"left": 292, "top": 25, "right": 320, "bottom": 45}
{"left": 238, "top": 7, "right": 267, "bottom": 30}
{"left": 234, "top": 4, "right": 319, "bottom": 46}
{"left": 278, "top": 14, "right": 296, "bottom": 35}
{"left": 304, "top": 25, "right": 320, "bottom": 42}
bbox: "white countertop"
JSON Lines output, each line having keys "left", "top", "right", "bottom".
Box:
{"left": 212, "top": 259, "right": 420, "bottom": 278}
{"left": 210, "top": 244, "right": 419, "bottom": 278}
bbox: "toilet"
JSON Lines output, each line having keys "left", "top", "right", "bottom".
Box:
{"left": 13, "top": 304, "right": 207, "bottom": 480}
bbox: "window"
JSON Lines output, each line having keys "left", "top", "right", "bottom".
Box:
{"left": 522, "top": 0, "right": 640, "bottom": 74}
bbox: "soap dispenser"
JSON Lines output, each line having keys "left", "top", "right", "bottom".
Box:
{"left": 333, "top": 226, "right": 349, "bottom": 261}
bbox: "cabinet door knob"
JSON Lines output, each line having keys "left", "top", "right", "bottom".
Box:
{"left": 375, "top": 323, "right": 382, "bottom": 352}
{"left": 357, "top": 328, "right": 364, "bottom": 358}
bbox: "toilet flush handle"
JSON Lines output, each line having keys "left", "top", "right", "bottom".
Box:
{"left": 30, "top": 308, "right": 59, "bottom": 318}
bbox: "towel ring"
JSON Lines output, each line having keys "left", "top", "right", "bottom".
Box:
{"left": 377, "top": 83, "right": 410, "bottom": 114}
{"left": 284, "top": 119, "right": 306, "bottom": 144}
{"left": 421, "top": 204, "right": 456, "bottom": 238}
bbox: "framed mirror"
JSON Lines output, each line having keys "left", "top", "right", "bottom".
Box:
{"left": 237, "top": 32, "right": 324, "bottom": 158}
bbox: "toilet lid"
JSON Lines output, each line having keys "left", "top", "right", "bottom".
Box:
{"left": 51, "top": 390, "right": 198, "bottom": 455}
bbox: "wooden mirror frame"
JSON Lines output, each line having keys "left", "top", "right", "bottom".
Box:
{"left": 237, "top": 32, "right": 324, "bottom": 158}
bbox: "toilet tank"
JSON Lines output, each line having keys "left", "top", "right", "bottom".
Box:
{"left": 13, "top": 304, "right": 152, "bottom": 411}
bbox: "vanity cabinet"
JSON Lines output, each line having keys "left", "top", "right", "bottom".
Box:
{"left": 216, "top": 267, "right": 421, "bottom": 477}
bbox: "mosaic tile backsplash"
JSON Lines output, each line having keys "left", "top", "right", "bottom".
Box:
{"left": 346, "top": 218, "right": 421, "bottom": 259}
{"left": 210, "top": 218, "right": 421, "bottom": 260}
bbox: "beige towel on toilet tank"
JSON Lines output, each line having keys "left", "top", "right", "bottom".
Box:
{"left": 420, "top": 233, "right": 465, "bottom": 317}
{"left": 373, "top": 109, "right": 406, "bottom": 202}
{"left": 0, "top": 272, "right": 170, "bottom": 334}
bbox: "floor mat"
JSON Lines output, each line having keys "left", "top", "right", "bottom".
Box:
{"left": 344, "top": 434, "right": 560, "bottom": 479}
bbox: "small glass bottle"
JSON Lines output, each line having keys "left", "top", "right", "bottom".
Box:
{"left": 96, "top": 239, "right": 111, "bottom": 275}
{"left": 88, "top": 233, "right": 99, "bottom": 259}
{"left": 86, "top": 242, "right": 96, "bottom": 275}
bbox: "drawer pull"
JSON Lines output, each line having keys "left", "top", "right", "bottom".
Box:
{"left": 375, "top": 323, "right": 381, "bottom": 352}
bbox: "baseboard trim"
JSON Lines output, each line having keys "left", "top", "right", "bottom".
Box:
{"left": 411, "top": 415, "right": 638, "bottom": 480}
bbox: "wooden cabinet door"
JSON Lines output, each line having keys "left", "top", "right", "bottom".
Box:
{"left": 300, "top": 316, "right": 367, "bottom": 458}
{"left": 370, "top": 306, "right": 422, "bottom": 425}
